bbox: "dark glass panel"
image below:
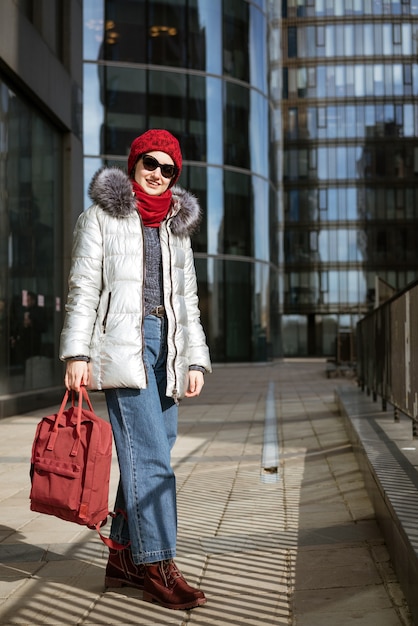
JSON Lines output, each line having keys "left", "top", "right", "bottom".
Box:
{"left": 99, "top": 68, "right": 207, "bottom": 162}
{"left": 224, "top": 260, "right": 252, "bottom": 360}
{"left": 0, "top": 78, "right": 62, "bottom": 393}
{"left": 224, "top": 171, "right": 252, "bottom": 257}
{"left": 223, "top": 0, "right": 249, "bottom": 81}
{"left": 103, "top": 0, "right": 147, "bottom": 63}
{"left": 102, "top": 0, "right": 206, "bottom": 70}
{"left": 182, "top": 165, "right": 208, "bottom": 253}
{"left": 288, "top": 26, "right": 297, "bottom": 58}
{"left": 224, "top": 82, "right": 250, "bottom": 169}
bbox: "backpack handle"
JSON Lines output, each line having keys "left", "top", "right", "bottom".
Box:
{"left": 48, "top": 387, "right": 94, "bottom": 451}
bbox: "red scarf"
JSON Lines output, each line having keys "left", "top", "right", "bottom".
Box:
{"left": 131, "top": 180, "right": 172, "bottom": 227}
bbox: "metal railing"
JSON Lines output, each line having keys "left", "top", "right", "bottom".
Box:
{"left": 356, "top": 278, "right": 418, "bottom": 437}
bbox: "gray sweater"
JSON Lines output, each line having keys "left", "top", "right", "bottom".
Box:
{"left": 143, "top": 227, "right": 163, "bottom": 316}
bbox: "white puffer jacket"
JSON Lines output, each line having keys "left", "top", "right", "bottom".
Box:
{"left": 59, "top": 167, "right": 211, "bottom": 399}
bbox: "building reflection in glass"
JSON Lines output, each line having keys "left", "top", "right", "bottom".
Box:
{"left": 281, "top": 0, "right": 418, "bottom": 356}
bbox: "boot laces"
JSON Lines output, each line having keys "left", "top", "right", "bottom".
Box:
{"left": 163, "top": 559, "right": 182, "bottom": 582}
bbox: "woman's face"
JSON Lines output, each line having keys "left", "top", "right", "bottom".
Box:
{"left": 134, "top": 150, "right": 175, "bottom": 195}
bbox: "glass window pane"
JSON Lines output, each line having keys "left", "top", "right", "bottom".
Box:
{"left": 83, "top": 64, "right": 104, "bottom": 156}
{"left": 250, "top": 4, "right": 267, "bottom": 91}
{"left": 319, "top": 229, "right": 329, "bottom": 261}
{"left": 297, "top": 25, "right": 307, "bottom": 57}
{"left": 225, "top": 82, "right": 250, "bottom": 168}
{"left": 345, "top": 65, "right": 355, "bottom": 96}
{"left": 101, "top": 65, "right": 146, "bottom": 155}
{"left": 84, "top": 0, "right": 105, "bottom": 60}
{"left": 325, "top": 25, "right": 335, "bottom": 56}
{"left": 354, "top": 65, "right": 365, "bottom": 96}
{"left": 383, "top": 23, "right": 393, "bottom": 54}
{"left": 363, "top": 24, "right": 374, "bottom": 56}
{"left": 103, "top": 0, "right": 147, "bottom": 64}
{"left": 374, "top": 64, "right": 384, "bottom": 95}
{"left": 205, "top": 167, "right": 224, "bottom": 255}
{"left": 355, "top": 23, "right": 364, "bottom": 54}
{"left": 344, "top": 24, "right": 354, "bottom": 55}
{"left": 288, "top": 26, "right": 297, "bottom": 57}
{"left": 253, "top": 178, "right": 270, "bottom": 261}
{"left": 224, "top": 171, "right": 252, "bottom": 256}
{"left": 393, "top": 63, "right": 404, "bottom": 95}
{"left": 306, "top": 26, "right": 316, "bottom": 56}
{"left": 365, "top": 65, "right": 374, "bottom": 95}
{"left": 199, "top": 0, "right": 222, "bottom": 74}
{"left": 345, "top": 105, "right": 356, "bottom": 138}
{"left": 206, "top": 77, "right": 223, "bottom": 164}
{"left": 402, "top": 23, "right": 412, "bottom": 54}
{"left": 318, "top": 147, "right": 327, "bottom": 179}
{"left": 347, "top": 188, "right": 358, "bottom": 219}
{"left": 307, "top": 107, "right": 317, "bottom": 137}
{"left": 223, "top": 0, "right": 250, "bottom": 80}
{"left": 250, "top": 91, "right": 269, "bottom": 175}
{"left": 336, "top": 65, "right": 346, "bottom": 96}
{"left": 317, "top": 66, "right": 326, "bottom": 97}
{"left": 404, "top": 104, "right": 414, "bottom": 136}
{"left": 326, "top": 66, "right": 336, "bottom": 97}
{"left": 384, "top": 64, "right": 393, "bottom": 95}
{"left": 374, "top": 23, "right": 383, "bottom": 54}
{"left": 335, "top": 0, "right": 345, "bottom": 15}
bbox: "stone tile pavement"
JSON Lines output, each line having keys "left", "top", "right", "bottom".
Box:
{"left": 0, "top": 360, "right": 412, "bottom": 625}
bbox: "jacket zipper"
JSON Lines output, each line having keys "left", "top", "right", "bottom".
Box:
{"left": 102, "top": 292, "right": 112, "bottom": 333}
{"left": 165, "top": 221, "right": 178, "bottom": 399}
{"left": 139, "top": 214, "right": 148, "bottom": 385}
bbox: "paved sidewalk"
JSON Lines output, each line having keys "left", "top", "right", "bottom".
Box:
{"left": 0, "top": 360, "right": 412, "bottom": 625}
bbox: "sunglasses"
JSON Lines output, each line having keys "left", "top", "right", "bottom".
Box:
{"left": 141, "top": 154, "right": 177, "bottom": 179}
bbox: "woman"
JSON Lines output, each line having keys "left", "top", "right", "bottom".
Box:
{"left": 59, "top": 129, "right": 211, "bottom": 610}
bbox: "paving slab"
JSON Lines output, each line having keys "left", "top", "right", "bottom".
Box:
{"left": 0, "top": 360, "right": 412, "bottom": 625}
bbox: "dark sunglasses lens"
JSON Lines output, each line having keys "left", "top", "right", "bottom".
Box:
{"left": 161, "top": 165, "right": 175, "bottom": 178}
{"left": 142, "top": 156, "right": 158, "bottom": 171}
{"left": 143, "top": 155, "right": 175, "bottom": 178}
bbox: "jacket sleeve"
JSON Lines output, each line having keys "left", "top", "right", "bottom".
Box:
{"left": 59, "top": 208, "right": 103, "bottom": 360}
{"left": 183, "top": 242, "right": 212, "bottom": 373}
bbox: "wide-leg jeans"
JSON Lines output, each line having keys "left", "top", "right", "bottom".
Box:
{"left": 105, "top": 315, "right": 178, "bottom": 564}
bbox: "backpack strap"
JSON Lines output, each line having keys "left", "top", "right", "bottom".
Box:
{"left": 89, "top": 509, "right": 131, "bottom": 550}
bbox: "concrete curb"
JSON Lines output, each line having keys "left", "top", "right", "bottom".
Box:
{"left": 337, "top": 386, "right": 418, "bottom": 626}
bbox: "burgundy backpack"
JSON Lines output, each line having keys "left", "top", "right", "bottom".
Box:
{"left": 30, "top": 387, "right": 117, "bottom": 542}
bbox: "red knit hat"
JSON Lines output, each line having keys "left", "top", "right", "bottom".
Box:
{"left": 128, "top": 129, "right": 182, "bottom": 187}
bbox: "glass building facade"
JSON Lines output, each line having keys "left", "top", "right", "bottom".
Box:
{"left": 0, "top": 79, "right": 63, "bottom": 394}
{"left": 0, "top": 0, "right": 83, "bottom": 415}
{"left": 83, "top": 0, "right": 280, "bottom": 362}
{"left": 281, "top": 0, "right": 418, "bottom": 356}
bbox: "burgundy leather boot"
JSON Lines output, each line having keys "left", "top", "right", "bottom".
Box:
{"left": 105, "top": 546, "right": 145, "bottom": 590}
{"left": 143, "top": 560, "right": 207, "bottom": 610}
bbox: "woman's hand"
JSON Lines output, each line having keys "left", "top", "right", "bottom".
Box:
{"left": 64, "top": 360, "right": 90, "bottom": 391}
{"left": 185, "top": 370, "right": 204, "bottom": 398}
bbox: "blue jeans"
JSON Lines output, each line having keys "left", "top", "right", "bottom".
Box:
{"left": 105, "top": 315, "right": 178, "bottom": 564}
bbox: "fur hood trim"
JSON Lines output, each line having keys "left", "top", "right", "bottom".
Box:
{"left": 88, "top": 167, "right": 202, "bottom": 237}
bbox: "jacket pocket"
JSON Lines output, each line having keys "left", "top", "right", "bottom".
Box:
{"left": 102, "top": 292, "right": 112, "bottom": 334}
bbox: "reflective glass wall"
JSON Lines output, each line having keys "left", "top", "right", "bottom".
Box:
{"left": 281, "top": 0, "right": 418, "bottom": 356}
{"left": 0, "top": 78, "right": 63, "bottom": 393}
{"left": 83, "top": 0, "right": 280, "bottom": 362}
